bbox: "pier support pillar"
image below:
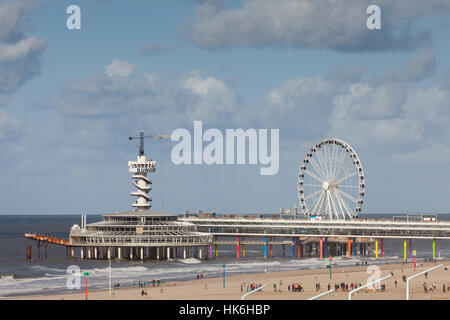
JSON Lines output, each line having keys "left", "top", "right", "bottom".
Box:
{"left": 438, "top": 240, "right": 440, "bottom": 258}
{"left": 319, "top": 238, "right": 323, "bottom": 259}
{"left": 80, "top": 247, "right": 84, "bottom": 260}
{"left": 297, "top": 238, "right": 301, "bottom": 259}
{"left": 291, "top": 238, "right": 295, "bottom": 259}
{"left": 324, "top": 238, "right": 328, "bottom": 258}
{"left": 409, "top": 239, "right": 412, "bottom": 259}
{"left": 87, "top": 247, "right": 92, "bottom": 259}
{"left": 404, "top": 240, "right": 407, "bottom": 260}
{"left": 282, "top": 244, "right": 285, "bottom": 258}
{"left": 183, "top": 247, "right": 187, "bottom": 259}
{"left": 269, "top": 237, "right": 273, "bottom": 258}
{"left": 264, "top": 237, "right": 267, "bottom": 259}
{"left": 432, "top": 240, "right": 436, "bottom": 260}
{"left": 70, "top": 247, "right": 75, "bottom": 259}
{"left": 167, "top": 247, "right": 171, "bottom": 260}
{"left": 130, "top": 247, "right": 134, "bottom": 260}
{"left": 380, "top": 239, "right": 384, "bottom": 257}
{"left": 236, "top": 237, "right": 240, "bottom": 260}
{"left": 117, "top": 247, "right": 122, "bottom": 259}
{"left": 107, "top": 247, "right": 111, "bottom": 260}
{"left": 375, "top": 239, "right": 378, "bottom": 258}
{"left": 353, "top": 238, "right": 356, "bottom": 256}
{"left": 347, "top": 238, "right": 351, "bottom": 256}
{"left": 215, "top": 244, "right": 218, "bottom": 258}
{"left": 94, "top": 247, "right": 98, "bottom": 259}
{"left": 209, "top": 245, "right": 212, "bottom": 259}
{"left": 242, "top": 243, "right": 245, "bottom": 258}
{"left": 156, "top": 247, "right": 160, "bottom": 260}
{"left": 199, "top": 247, "right": 203, "bottom": 260}
{"left": 140, "top": 247, "right": 144, "bottom": 261}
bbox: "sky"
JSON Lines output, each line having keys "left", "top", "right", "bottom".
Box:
{"left": 1, "top": 0, "right": 450, "bottom": 215}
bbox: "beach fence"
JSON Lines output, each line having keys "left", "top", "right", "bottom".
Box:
{"left": 348, "top": 274, "right": 392, "bottom": 300}
{"left": 307, "top": 289, "right": 335, "bottom": 300}
{"left": 406, "top": 264, "right": 443, "bottom": 300}
{"left": 241, "top": 285, "right": 266, "bottom": 300}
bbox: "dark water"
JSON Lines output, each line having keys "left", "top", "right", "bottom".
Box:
{"left": 1, "top": 214, "right": 449, "bottom": 297}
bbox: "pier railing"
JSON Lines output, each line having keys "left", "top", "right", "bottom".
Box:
{"left": 180, "top": 217, "right": 450, "bottom": 240}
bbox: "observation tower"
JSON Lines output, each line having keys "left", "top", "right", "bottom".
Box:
{"left": 128, "top": 132, "right": 170, "bottom": 210}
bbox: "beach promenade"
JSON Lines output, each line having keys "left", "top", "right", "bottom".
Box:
{"left": 6, "top": 261, "right": 450, "bottom": 300}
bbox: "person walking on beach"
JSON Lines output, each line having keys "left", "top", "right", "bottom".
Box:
{"left": 443, "top": 284, "right": 446, "bottom": 293}
{"left": 273, "top": 283, "right": 277, "bottom": 292}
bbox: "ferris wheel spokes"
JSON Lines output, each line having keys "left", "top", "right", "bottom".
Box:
{"left": 298, "top": 138, "right": 365, "bottom": 220}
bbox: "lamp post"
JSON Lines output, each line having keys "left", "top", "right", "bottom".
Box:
{"left": 329, "top": 256, "right": 333, "bottom": 279}
{"left": 222, "top": 263, "right": 226, "bottom": 288}
{"left": 83, "top": 271, "right": 89, "bottom": 300}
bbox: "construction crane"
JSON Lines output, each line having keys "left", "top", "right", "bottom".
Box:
{"left": 128, "top": 132, "right": 172, "bottom": 156}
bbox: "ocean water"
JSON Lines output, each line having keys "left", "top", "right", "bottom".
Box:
{"left": 1, "top": 214, "right": 449, "bottom": 298}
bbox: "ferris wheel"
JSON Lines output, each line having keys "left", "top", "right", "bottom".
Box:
{"left": 298, "top": 138, "right": 365, "bottom": 220}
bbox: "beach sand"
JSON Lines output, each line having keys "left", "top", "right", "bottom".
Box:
{"left": 5, "top": 261, "right": 450, "bottom": 300}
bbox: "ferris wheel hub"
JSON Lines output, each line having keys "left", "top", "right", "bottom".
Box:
{"left": 322, "top": 181, "right": 329, "bottom": 191}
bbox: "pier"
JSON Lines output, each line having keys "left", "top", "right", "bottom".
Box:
{"left": 23, "top": 135, "right": 450, "bottom": 262}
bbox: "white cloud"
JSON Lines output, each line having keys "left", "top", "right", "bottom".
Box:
{"left": 183, "top": 0, "right": 450, "bottom": 51}
{"left": 371, "top": 49, "right": 436, "bottom": 83}
{"left": 46, "top": 62, "right": 243, "bottom": 153}
{"left": 105, "top": 60, "right": 138, "bottom": 78}
{"left": 0, "top": 1, "right": 46, "bottom": 94}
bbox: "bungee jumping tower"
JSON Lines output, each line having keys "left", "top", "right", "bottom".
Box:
{"left": 128, "top": 132, "right": 156, "bottom": 210}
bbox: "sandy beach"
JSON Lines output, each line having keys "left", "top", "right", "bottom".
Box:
{"left": 4, "top": 260, "right": 450, "bottom": 300}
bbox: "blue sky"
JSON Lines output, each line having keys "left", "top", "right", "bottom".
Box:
{"left": 1, "top": 0, "right": 450, "bottom": 215}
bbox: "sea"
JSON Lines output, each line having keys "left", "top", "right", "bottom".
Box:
{"left": 1, "top": 214, "right": 449, "bottom": 298}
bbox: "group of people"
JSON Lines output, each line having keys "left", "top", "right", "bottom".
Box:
{"left": 423, "top": 282, "right": 450, "bottom": 294}
{"left": 196, "top": 274, "right": 204, "bottom": 280}
{"left": 334, "top": 282, "right": 363, "bottom": 292}
{"left": 241, "top": 282, "right": 264, "bottom": 292}
{"left": 137, "top": 279, "right": 161, "bottom": 288}
{"left": 288, "top": 283, "right": 304, "bottom": 292}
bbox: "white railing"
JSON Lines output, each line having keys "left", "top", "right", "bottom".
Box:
{"left": 241, "top": 285, "right": 266, "bottom": 300}
{"left": 307, "top": 289, "right": 335, "bottom": 300}
{"left": 406, "top": 264, "right": 443, "bottom": 300}
{"left": 348, "top": 274, "right": 392, "bottom": 300}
